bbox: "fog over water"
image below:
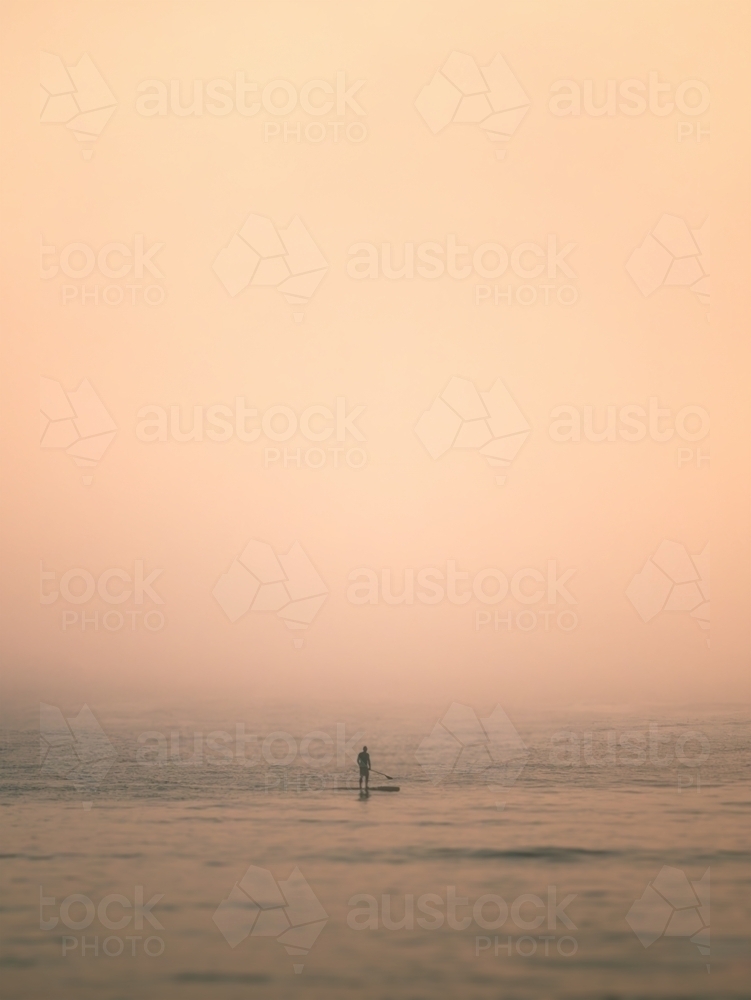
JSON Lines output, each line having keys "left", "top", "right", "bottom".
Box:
{"left": 2, "top": 0, "right": 750, "bottom": 998}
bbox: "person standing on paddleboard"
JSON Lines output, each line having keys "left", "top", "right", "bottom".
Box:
{"left": 357, "top": 746, "right": 371, "bottom": 792}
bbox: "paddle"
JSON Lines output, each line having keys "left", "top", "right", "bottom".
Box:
{"left": 370, "top": 768, "right": 396, "bottom": 781}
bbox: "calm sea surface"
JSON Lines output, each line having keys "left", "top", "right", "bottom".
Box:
{"left": 1, "top": 702, "right": 749, "bottom": 999}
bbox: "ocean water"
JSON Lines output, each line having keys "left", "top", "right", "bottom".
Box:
{"left": 0, "top": 702, "right": 749, "bottom": 999}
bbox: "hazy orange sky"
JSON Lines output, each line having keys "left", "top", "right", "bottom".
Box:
{"left": 1, "top": 0, "right": 748, "bottom": 711}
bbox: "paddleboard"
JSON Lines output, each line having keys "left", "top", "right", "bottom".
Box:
{"left": 335, "top": 785, "right": 400, "bottom": 792}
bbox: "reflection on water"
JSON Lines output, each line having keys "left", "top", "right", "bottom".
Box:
{"left": 0, "top": 703, "right": 748, "bottom": 999}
